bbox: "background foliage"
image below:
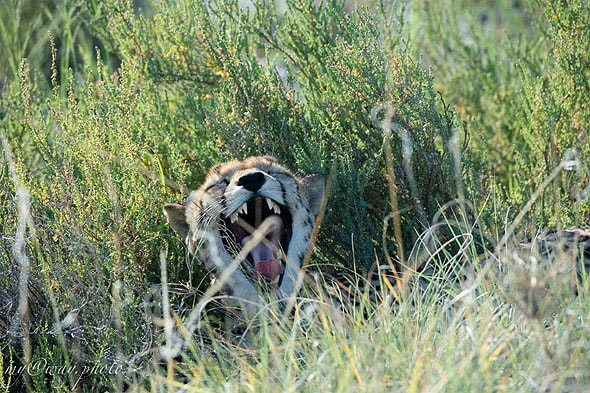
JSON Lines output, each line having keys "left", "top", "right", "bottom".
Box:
{"left": 1, "top": 0, "right": 589, "bottom": 391}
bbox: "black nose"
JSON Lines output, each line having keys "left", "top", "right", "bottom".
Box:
{"left": 237, "top": 172, "right": 266, "bottom": 192}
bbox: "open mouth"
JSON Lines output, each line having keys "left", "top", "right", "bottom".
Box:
{"left": 222, "top": 196, "right": 292, "bottom": 282}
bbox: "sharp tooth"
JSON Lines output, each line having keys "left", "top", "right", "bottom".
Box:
{"left": 265, "top": 198, "right": 281, "bottom": 214}
{"left": 230, "top": 212, "right": 239, "bottom": 223}
{"left": 272, "top": 201, "right": 281, "bottom": 214}
{"left": 235, "top": 202, "right": 247, "bottom": 216}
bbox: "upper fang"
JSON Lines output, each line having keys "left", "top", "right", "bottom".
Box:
{"left": 265, "top": 197, "right": 281, "bottom": 214}
{"left": 233, "top": 202, "right": 248, "bottom": 216}
{"left": 230, "top": 212, "right": 239, "bottom": 223}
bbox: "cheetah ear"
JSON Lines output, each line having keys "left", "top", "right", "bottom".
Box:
{"left": 301, "top": 174, "right": 325, "bottom": 216}
{"left": 163, "top": 203, "right": 190, "bottom": 240}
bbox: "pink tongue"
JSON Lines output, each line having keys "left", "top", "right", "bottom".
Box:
{"left": 249, "top": 241, "right": 283, "bottom": 281}
{"left": 255, "top": 259, "right": 283, "bottom": 280}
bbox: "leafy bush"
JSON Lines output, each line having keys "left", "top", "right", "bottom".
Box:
{"left": 96, "top": 0, "right": 466, "bottom": 267}
{"left": 416, "top": 0, "right": 590, "bottom": 229}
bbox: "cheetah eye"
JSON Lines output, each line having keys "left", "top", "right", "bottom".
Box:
{"left": 216, "top": 179, "right": 230, "bottom": 189}
{"left": 205, "top": 178, "right": 229, "bottom": 191}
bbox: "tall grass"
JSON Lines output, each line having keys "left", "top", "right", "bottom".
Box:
{"left": 0, "top": 0, "right": 589, "bottom": 392}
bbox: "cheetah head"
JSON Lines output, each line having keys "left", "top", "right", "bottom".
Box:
{"left": 164, "top": 156, "right": 325, "bottom": 302}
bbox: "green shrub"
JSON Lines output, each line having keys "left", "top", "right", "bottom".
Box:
{"left": 416, "top": 0, "right": 590, "bottom": 230}
{"left": 1, "top": 1, "right": 469, "bottom": 390}
{"left": 2, "top": 48, "right": 196, "bottom": 391}
{"left": 0, "top": 0, "right": 117, "bottom": 87}
{"left": 96, "top": 0, "right": 466, "bottom": 268}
